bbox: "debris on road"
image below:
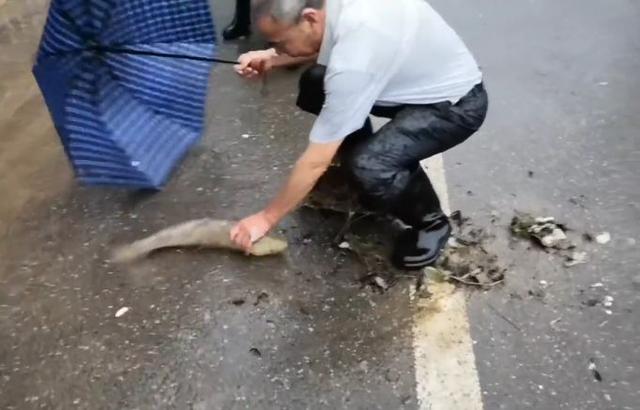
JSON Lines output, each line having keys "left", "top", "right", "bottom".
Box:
{"left": 372, "top": 275, "right": 389, "bottom": 291}
{"left": 447, "top": 237, "right": 464, "bottom": 249}
{"left": 254, "top": 292, "right": 269, "bottom": 306}
{"left": 487, "top": 303, "right": 522, "bottom": 332}
{"left": 579, "top": 284, "right": 615, "bottom": 314}
{"left": 569, "top": 195, "right": 588, "bottom": 208}
{"left": 231, "top": 298, "right": 246, "bottom": 306}
{"left": 564, "top": 251, "right": 588, "bottom": 267}
{"left": 510, "top": 213, "right": 572, "bottom": 249}
{"left": 538, "top": 226, "right": 568, "bottom": 248}
{"left": 509, "top": 212, "right": 606, "bottom": 270}
{"left": 595, "top": 232, "right": 611, "bottom": 244}
{"left": 338, "top": 241, "right": 351, "bottom": 250}
{"left": 372, "top": 275, "right": 390, "bottom": 291}
{"left": 302, "top": 170, "right": 507, "bottom": 291}
{"left": 583, "top": 298, "right": 600, "bottom": 307}
{"left": 589, "top": 359, "right": 603, "bottom": 382}
{"left": 549, "top": 317, "right": 563, "bottom": 331}
{"left": 359, "top": 274, "right": 395, "bottom": 293}
{"left": 115, "top": 307, "right": 130, "bottom": 318}
{"left": 406, "top": 212, "right": 506, "bottom": 290}
{"left": 528, "top": 287, "right": 546, "bottom": 300}
{"left": 249, "top": 348, "right": 262, "bottom": 358}
{"left": 350, "top": 210, "right": 506, "bottom": 291}
{"left": 435, "top": 213, "right": 505, "bottom": 289}
{"left": 450, "top": 210, "right": 467, "bottom": 227}
{"left": 298, "top": 305, "right": 311, "bottom": 316}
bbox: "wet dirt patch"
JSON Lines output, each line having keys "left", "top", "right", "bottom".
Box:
{"left": 303, "top": 166, "right": 506, "bottom": 293}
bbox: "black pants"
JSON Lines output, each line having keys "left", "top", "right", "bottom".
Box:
{"left": 297, "top": 64, "right": 489, "bottom": 214}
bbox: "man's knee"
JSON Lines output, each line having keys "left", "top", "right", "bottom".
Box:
{"left": 296, "top": 64, "right": 326, "bottom": 115}
{"left": 344, "top": 150, "right": 410, "bottom": 209}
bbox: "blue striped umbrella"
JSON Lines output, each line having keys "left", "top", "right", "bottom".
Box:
{"left": 33, "top": 0, "right": 236, "bottom": 189}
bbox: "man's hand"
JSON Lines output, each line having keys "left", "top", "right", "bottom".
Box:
{"left": 234, "top": 49, "right": 278, "bottom": 79}
{"left": 230, "top": 140, "right": 342, "bottom": 252}
{"left": 230, "top": 211, "right": 276, "bottom": 253}
{"left": 234, "top": 49, "right": 319, "bottom": 79}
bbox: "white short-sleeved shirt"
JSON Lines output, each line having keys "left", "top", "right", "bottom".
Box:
{"left": 309, "top": 0, "right": 483, "bottom": 143}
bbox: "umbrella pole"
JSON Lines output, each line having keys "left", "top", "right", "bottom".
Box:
{"left": 93, "top": 46, "right": 238, "bottom": 65}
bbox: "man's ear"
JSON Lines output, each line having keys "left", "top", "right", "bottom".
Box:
{"left": 300, "top": 8, "right": 320, "bottom": 24}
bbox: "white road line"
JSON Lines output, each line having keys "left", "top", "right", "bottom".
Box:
{"left": 415, "top": 156, "right": 483, "bottom": 410}
{"left": 371, "top": 117, "right": 483, "bottom": 410}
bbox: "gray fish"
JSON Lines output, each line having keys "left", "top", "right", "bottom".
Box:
{"left": 111, "top": 218, "right": 288, "bottom": 263}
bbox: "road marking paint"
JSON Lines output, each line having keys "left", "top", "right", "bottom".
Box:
{"left": 414, "top": 155, "right": 483, "bottom": 410}
{"left": 371, "top": 117, "right": 483, "bottom": 410}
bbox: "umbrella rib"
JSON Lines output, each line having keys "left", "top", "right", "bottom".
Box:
{"left": 47, "top": 6, "right": 237, "bottom": 64}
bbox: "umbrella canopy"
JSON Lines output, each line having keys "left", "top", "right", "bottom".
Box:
{"left": 33, "top": 0, "right": 234, "bottom": 189}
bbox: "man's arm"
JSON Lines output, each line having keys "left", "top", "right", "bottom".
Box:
{"left": 264, "top": 140, "right": 340, "bottom": 223}
{"left": 230, "top": 140, "right": 341, "bottom": 251}
{"left": 235, "top": 48, "right": 317, "bottom": 78}
{"left": 271, "top": 51, "right": 318, "bottom": 69}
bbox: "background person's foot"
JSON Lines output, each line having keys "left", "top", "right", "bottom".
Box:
{"left": 222, "top": 0, "right": 251, "bottom": 40}
{"left": 222, "top": 18, "right": 251, "bottom": 40}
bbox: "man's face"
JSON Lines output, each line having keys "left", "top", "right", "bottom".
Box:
{"left": 257, "top": 8, "right": 325, "bottom": 57}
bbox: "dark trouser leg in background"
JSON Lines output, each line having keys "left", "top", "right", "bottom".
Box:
{"left": 297, "top": 65, "right": 489, "bottom": 270}
{"left": 223, "top": 0, "right": 251, "bottom": 40}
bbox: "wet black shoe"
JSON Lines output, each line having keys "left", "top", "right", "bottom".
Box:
{"left": 222, "top": 19, "right": 251, "bottom": 40}
{"left": 391, "top": 214, "right": 451, "bottom": 270}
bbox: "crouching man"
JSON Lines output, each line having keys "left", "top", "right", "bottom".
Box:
{"left": 231, "top": 0, "right": 488, "bottom": 269}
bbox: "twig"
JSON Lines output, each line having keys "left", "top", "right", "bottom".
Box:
{"left": 447, "top": 276, "right": 482, "bottom": 286}
{"left": 448, "top": 276, "right": 504, "bottom": 288}
{"left": 487, "top": 302, "right": 521, "bottom": 332}
{"left": 333, "top": 211, "right": 356, "bottom": 244}
{"left": 332, "top": 211, "right": 372, "bottom": 244}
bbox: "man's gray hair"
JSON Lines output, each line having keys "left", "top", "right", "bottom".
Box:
{"left": 252, "top": 0, "right": 325, "bottom": 24}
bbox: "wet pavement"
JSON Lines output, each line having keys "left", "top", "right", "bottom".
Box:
{"left": 1, "top": 1, "right": 417, "bottom": 409}
{"left": 0, "top": 0, "right": 72, "bottom": 237}
{"left": 1, "top": 0, "right": 639, "bottom": 409}
{"left": 441, "top": 0, "right": 640, "bottom": 408}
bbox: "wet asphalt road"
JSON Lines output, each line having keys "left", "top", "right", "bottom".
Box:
{"left": 1, "top": 0, "right": 639, "bottom": 409}
{"left": 1, "top": 1, "right": 417, "bottom": 409}
{"left": 440, "top": 0, "right": 640, "bottom": 408}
